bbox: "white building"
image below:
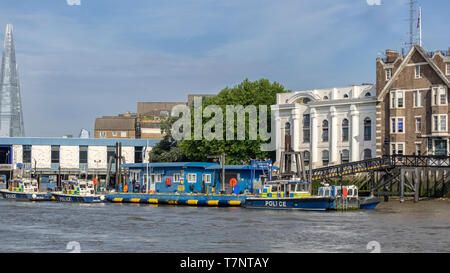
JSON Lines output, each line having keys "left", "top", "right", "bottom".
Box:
{"left": 271, "top": 84, "right": 377, "bottom": 169}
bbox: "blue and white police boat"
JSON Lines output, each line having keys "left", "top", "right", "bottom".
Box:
{"left": 244, "top": 179, "right": 333, "bottom": 211}
{"left": 51, "top": 180, "right": 106, "bottom": 203}
{"left": 317, "top": 184, "right": 380, "bottom": 210}
{"left": 0, "top": 178, "right": 53, "bottom": 201}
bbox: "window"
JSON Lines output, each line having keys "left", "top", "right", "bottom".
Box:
{"left": 112, "top": 131, "right": 117, "bottom": 137}
{"left": 364, "top": 118, "right": 371, "bottom": 141}
{"left": 365, "top": 92, "right": 371, "bottom": 97}
{"left": 173, "top": 173, "right": 181, "bottom": 182}
{"left": 397, "top": 143, "right": 404, "bottom": 155}
{"left": 390, "top": 90, "right": 404, "bottom": 108}
{"left": 323, "top": 96, "right": 329, "bottom": 100}
{"left": 341, "top": 149, "right": 349, "bottom": 163}
{"left": 415, "top": 117, "right": 422, "bottom": 132}
{"left": 51, "top": 145, "right": 60, "bottom": 164}
{"left": 441, "top": 115, "right": 447, "bottom": 131}
{"left": 107, "top": 146, "right": 116, "bottom": 164}
{"left": 416, "top": 143, "right": 422, "bottom": 155}
{"left": 414, "top": 90, "right": 424, "bottom": 107}
{"left": 440, "top": 88, "right": 447, "bottom": 105}
{"left": 433, "top": 88, "right": 439, "bottom": 105}
{"left": 100, "top": 131, "right": 106, "bottom": 138}
{"left": 391, "top": 143, "right": 405, "bottom": 155}
{"left": 135, "top": 146, "right": 143, "bottom": 163}
{"left": 187, "top": 173, "right": 197, "bottom": 183}
{"left": 202, "top": 174, "right": 211, "bottom": 184}
{"left": 285, "top": 122, "right": 291, "bottom": 135}
{"left": 79, "top": 146, "right": 88, "bottom": 164}
{"left": 342, "top": 119, "right": 349, "bottom": 142}
{"left": 432, "top": 114, "right": 447, "bottom": 132}
{"left": 303, "top": 151, "right": 310, "bottom": 166}
{"left": 322, "top": 150, "right": 329, "bottom": 166}
{"left": 415, "top": 65, "right": 422, "bottom": 79}
{"left": 391, "top": 117, "right": 405, "bottom": 133}
{"left": 447, "top": 63, "right": 450, "bottom": 75}
{"left": 303, "top": 114, "right": 310, "bottom": 143}
{"left": 151, "top": 173, "right": 162, "bottom": 183}
{"left": 343, "top": 94, "right": 349, "bottom": 99}
{"left": 386, "top": 68, "right": 392, "bottom": 80}
{"left": 322, "top": 120, "right": 329, "bottom": 142}
{"left": 23, "top": 145, "right": 31, "bottom": 164}
{"left": 121, "top": 131, "right": 127, "bottom": 137}
{"left": 397, "top": 91, "right": 404, "bottom": 108}
{"left": 364, "top": 149, "right": 372, "bottom": 160}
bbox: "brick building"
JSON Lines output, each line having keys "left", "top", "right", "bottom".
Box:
{"left": 376, "top": 45, "right": 450, "bottom": 157}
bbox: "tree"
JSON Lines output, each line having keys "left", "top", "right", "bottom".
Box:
{"left": 149, "top": 116, "right": 187, "bottom": 162}
{"left": 178, "top": 78, "right": 289, "bottom": 164}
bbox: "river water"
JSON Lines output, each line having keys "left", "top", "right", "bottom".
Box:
{"left": 0, "top": 198, "right": 449, "bottom": 253}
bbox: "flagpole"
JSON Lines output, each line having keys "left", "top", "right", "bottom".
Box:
{"left": 419, "top": 6, "right": 422, "bottom": 47}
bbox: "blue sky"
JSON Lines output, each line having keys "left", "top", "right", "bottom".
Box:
{"left": 0, "top": 0, "right": 449, "bottom": 137}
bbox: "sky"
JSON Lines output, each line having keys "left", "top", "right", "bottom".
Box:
{"left": 0, "top": 0, "right": 449, "bottom": 137}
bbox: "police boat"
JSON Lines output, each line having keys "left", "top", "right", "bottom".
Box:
{"left": 244, "top": 180, "right": 333, "bottom": 211}
{"left": 51, "top": 179, "right": 106, "bottom": 203}
{"left": 0, "top": 178, "right": 53, "bottom": 201}
{"left": 317, "top": 184, "right": 380, "bottom": 210}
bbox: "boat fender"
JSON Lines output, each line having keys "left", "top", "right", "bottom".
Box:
{"left": 229, "top": 178, "right": 237, "bottom": 188}
{"left": 32, "top": 194, "right": 36, "bottom": 199}
{"left": 100, "top": 195, "right": 105, "bottom": 201}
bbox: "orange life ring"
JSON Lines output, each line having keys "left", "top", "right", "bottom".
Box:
{"left": 229, "top": 178, "right": 237, "bottom": 188}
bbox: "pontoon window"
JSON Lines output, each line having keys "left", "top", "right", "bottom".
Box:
{"left": 348, "top": 189, "right": 353, "bottom": 196}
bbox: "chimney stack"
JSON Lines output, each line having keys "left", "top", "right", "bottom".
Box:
{"left": 385, "top": 50, "right": 399, "bottom": 63}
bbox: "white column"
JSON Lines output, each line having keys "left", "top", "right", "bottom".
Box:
{"left": 330, "top": 106, "right": 338, "bottom": 164}
{"left": 292, "top": 108, "right": 301, "bottom": 152}
{"left": 350, "top": 105, "right": 360, "bottom": 162}
{"left": 310, "top": 108, "right": 318, "bottom": 167}
{"left": 273, "top": 108, "right": 282, "bottom": 164}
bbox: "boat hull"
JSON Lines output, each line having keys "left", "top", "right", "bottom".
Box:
{"left": 52, "top": 193, "right": 106, "bottom": 203}
{"left": 359, "top": 196, "right": 380, "bottom": 210}
{"left": 244, "top": 197, "right": 332, "bottom": 211}
{"left": 0, "top": 189, "right": 54, "bottom": 201}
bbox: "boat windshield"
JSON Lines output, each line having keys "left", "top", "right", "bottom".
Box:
{"left": 80, "top": 184, "right": 86, "bottom": 189}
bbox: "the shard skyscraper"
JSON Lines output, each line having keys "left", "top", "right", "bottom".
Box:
{"left": 0, "top": 24, "right": 24, "bottom": 137}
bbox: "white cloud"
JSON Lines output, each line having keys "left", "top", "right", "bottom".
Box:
{"left": 66, "top": 0, "right": 81, "bottom": 6}
{"left": 366, "top": 0, "right": 381, "bottom": 6}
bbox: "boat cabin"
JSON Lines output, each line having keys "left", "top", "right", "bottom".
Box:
{"left": 8, "top": 179, "right": 39, "bottom": 193}
{"left": 261, "top": 180, "right": 311, "bottom": 198}
{"left": 318, "top": 185, "right": 358, "bottom": 198}
{"left": 61, "top": 180, "right": 95, "bottom": 196}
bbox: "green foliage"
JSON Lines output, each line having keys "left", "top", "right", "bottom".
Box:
{"left": 178, "top": 78, "right": 289, "bottom": 164}
{"left": 149, "top": 117, "right": 187, "bottom": 162}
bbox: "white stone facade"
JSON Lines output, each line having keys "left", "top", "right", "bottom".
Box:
{"left": 272, "top": 84, "right": 377, "bottom": 169}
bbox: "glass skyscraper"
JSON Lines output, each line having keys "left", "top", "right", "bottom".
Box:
{"left": 0, "top": 24, "right": 24, "bottom": 137}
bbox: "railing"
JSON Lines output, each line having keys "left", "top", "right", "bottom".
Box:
{"left": 307, "top": 154, "right": 450, "bottom": 181}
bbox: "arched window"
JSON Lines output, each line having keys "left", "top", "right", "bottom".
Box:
{"left": 343, "top": 94, "right": 349, "bottom": 99}
{"left": 341, "top": 149, "right": 349, "bottom": 163}
{"left": 322, "top": 150, "right": 329, "bottom": 166}
{"left": 303, "top": 151, "right": 310, "bottom": 166}
{"left": 342, "top": 119, "right": 349, "bottom": 142}
{"left": 323, "top": 96, "right": 329, "bottom": 100}
{"left": 365, "top": 92, "right": 371, "bottom": 97}
{"left": 364, "top": 118, "right": 372, "bottom": 141}
{"left": 322, "top": 120, "right": 329, "bottom": 142}
{"left": 364, "top": 149, "right": 372, "bottom": 160}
